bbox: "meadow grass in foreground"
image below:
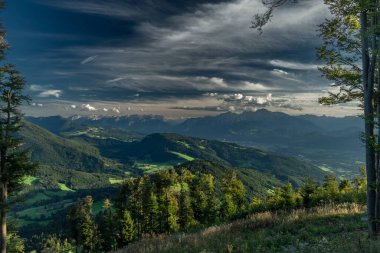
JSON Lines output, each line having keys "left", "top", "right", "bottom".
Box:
{"left": 113, "top": 203, "right": 380, "bottom": 253}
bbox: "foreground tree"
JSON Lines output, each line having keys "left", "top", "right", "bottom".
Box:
{"left": 0, "top": 64, "right": 36, "bottom": 252}
{"left": 253, "top": 0, "right": 380, "bottom": 236}
{"left": 0, "top": 2, "right": 37, "bottom": 251}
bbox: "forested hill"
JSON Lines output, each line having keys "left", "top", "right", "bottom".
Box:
{"left": 75, "top": 132, "right": 327, "bottom": 185}
{"left": 19, "top": 121, "right": 326, "bottom": 186}
{"left": 20, "top": 122, "right": 108, "bottom": 173}
{"left": 27, "top": 109, "right": 364, "bottom": 175}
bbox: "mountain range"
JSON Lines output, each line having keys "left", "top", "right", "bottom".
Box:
{"left": 27, "top": 109, "right": 364, "bottom": 176}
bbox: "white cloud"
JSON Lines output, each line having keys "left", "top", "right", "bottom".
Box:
{"left": 39, "top": 90, "right": 63, "bottom": 98}
{"left": 82, "top": 104, "right": 97, "bottom": 111}
{"left": 270, "top": 59, "right": 319, "bottom": 70}
{"left": 30, "top": 84, "right": 63, "bottom": 98}
{"left": 37, "top": 0, "right": 140, "bottom": 20}
{"left": 241, "top": 81, "right": 270, "bottom": 91}
{"left": 272, "top": 69, "right": 289, "bottom": 76}
{"left": 70, "top": 105, "right": 77, "bottom": 109}
{"left": 209, "top": 77, "right": 228, "bottom": 88}
{"left": 233, "top": 93, "right": 244, "bottom": 100}
{"left": 81, "top": 55, "right": 98, "bottom": 65}
{"left": 107, "top": 77, "right": 127, "bottom": 83}
{"left": 204, "top": 92, "right": 219, "bottom": 97}
{"left": 112, "top": 107, "right": 120, "bottom": 114}
{"left": 30, "top": 84, "right": 44, "bottom": 91}
{"left": 49, "top": 0, "right": 328, "bottom": 97}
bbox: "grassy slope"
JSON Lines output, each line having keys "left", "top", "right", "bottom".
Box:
{"left": 20, "top": 122, "right": 125, "bottom": 173}
{"left": 114, "top": 204, "right": 380, "bottom": 253}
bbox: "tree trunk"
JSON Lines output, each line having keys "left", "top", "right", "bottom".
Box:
{"left": 1, "top": 183, "right": 6, "bottom": 253}
{"left": 361, "top": 9, "right": 378, "bottom": 235}
{"left": 376, "top": 60, "right": 380, "bottom": 229}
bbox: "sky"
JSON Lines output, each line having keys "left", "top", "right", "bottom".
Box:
{"left": 2, "top": 0, "right": 360, "bottom": 118}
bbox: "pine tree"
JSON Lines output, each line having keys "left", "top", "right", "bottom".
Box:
{"left": 339, "top": 179, "right": 353, "bottom": 193}
{"left": 119, "top": 210, "right": 135, "bottom": 246}
{"left": 0, "top": 65, "right": 36, "bottom": 252}
{"left": 124, "top": 177, "right": 144, "bottom": 237}
{"left": 178, "top": 188, "right": 195, "bottom": 230}
{"left": 323, "top": 175, "right": 339, "bottom": 202}
{"left": 202, "top": 174, "right": 219, "bottom": 224}
{"left": 221, "top": 171, "right": 246, "bottom": 218}
{"left": 98, "top": 199, "right": 118, "bottom": 251}
{"left": 221, "top": 193, "right": 237, "bottom": 218}
{"left": 191, "top": 175, "right": 208, "bottom": 222}
{"left": 67, "top": 196, "right": 99, "bottom": 253}
{"left": 280, "top": 183, "right": 296, "bottom": 209}
{"left": 300, "top": 178, "right": 318, "bottom": 208}
{"left": 166, "top": 194, "right": 180, "bottom": 232}
{"left": 229, "top": 171, "right": 246, "bottom": 211}
{"left": 142, "top": 187, "right": 159, "bottom": 233}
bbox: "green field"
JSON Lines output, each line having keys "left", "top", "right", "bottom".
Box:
{"left": 136, "top": 162, "right": 173, "bottom": 174}
{"left": 169, "top": 151, "right": 194, "bottom": 161}
{"left": 58, "top": 183, "right": 76, "bottom": 192}
{"left": 109, "top": 178, "right": 125, "bottom": 184}
{"left": 23, "top": 176, "right": 39, "bottom": 186}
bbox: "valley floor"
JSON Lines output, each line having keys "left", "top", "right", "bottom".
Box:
{"left": 113, "top": 203, "right": 380, "bottom": 253}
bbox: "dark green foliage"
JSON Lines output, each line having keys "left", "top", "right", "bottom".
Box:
{"left": 56, "top": 168, "right": 366, "bottom": 253}
{"left": 0, "top": 64, "right": 37, "bottom": 253}
{"left": 251, "top": 169, "right": 367, "bottom": 212}
{"left": 178, "top": 188, "right": 196, "bottom": 230}
{"left": 221, "top": 171, "right": 246, "bottom": 218}
{"left": 322, "top": 175, "right": 340, "bottom": 201}
{"left": 178, "top": 160, "right": 283, "bottom": 198}
{"left": 113, "top": 169, "right": 246, "bottom": 248}
{"left": 119, "top": 210, "right": 135, "bottom": 245}
{"left": 190, "top": 172, "right": 219, "bottom": 224}
{"left": 142, "top": 188, "right": 159, "bottom": 233}
{"left": 29, "top": 234, "right": 73, "bottom": 253}
{"left": 67, "top": 196, "right": 100, "bottom": 252}
{"left": 97, "top": 199, "right": 118, "bottom": 252}
{"left": 300, "top": 178, "right": 319, "bottom": 208}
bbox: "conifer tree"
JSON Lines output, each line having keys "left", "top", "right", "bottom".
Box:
{"left": 98, "top": 199, "right": 118, "bottom": 251}
{"left": 339, "top": 179, "right": 353, "bottom": 193}
{"left": 119, "top": 210, "right": 135, "bottom": 246}
{"left": 67, "top": 196, "right": 99, "bottom": 252}
{"left": 178, "top": 188, "right": 195, "bottom": 230}
{"left": 300, "top": 178, "right": 318, "bottom": 208}
{"left": 0, "top": 64, "right": 36, "bottom": 253}
{"left": 221, "top": 193, "right": 237, "bottom": 218}
{"left": 221, "top": 171, "right": 246, "bottom": 218}
{"left": 323, "top": 175, "right": 339, "bottom": 201}
{"left": 191, "top": 175, "right": 208, "bottom": 222}
{"left": 280, "top": 183, "right": 296, "bottom": 209}
{"left": 142, "top": 187, "right": 159, "bottom": 233}
{"left": 166, "top": 194, "right": 180, "bottom": 232}
{"left": 204, "top": 175, "right": 219, "bottom": 224}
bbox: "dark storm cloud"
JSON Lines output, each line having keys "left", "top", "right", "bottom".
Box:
{"left": 5, "top": 0, "right": 332, "bottom": 112}
{"left": 34, "top": 0, "right": 234, "bottom": 21}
